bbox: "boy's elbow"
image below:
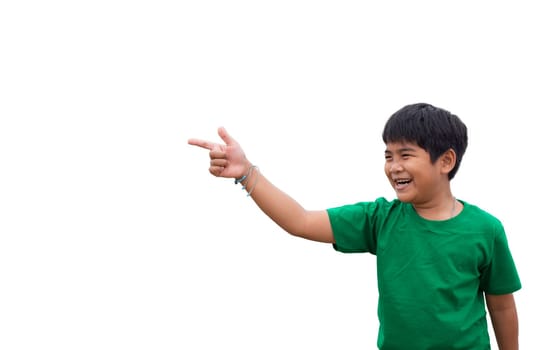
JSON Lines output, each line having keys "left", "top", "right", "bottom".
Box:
{"left": 290, "top": 210, "right": 334, "bottom": 243}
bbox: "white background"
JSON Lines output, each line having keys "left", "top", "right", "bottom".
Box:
{"left": 1, "top": 1, "right": 546, "bottom": 349}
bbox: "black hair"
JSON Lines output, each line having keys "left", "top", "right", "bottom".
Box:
{"left": 382, "top": 103, "right": 468, "bottom": 180}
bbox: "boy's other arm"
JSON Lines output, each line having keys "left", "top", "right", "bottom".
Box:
{"left": 188, "top": 127, "right": 334, "bottom": 243}
{"left": 486, "top": 293, "right": 519, "bottom": 350}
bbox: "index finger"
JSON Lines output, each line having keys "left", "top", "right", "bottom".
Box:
{"left": 188, "top": 138, "right": 215, "bottom": 150}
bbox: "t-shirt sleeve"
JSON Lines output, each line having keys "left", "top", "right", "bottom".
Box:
{"left": 480, "top": 222, "right": 522, "bottom": 295}
{"left": 327, "top": 199, "right": 386, "bottom": 254}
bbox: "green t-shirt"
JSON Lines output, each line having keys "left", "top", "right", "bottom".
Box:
{"left": 327, "top": 198, "right": 521, "bottom": 350}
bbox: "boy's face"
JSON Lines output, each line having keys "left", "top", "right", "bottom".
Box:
{"left": 384, "top": 141, "right": 448, "bottom": 204}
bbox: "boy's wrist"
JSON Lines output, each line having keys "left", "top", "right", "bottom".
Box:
{"left": 235, "top": 163, "right": 260, "bottom": 197}
{"left": 235, "top": 161, "right": 254, "bottom": 183}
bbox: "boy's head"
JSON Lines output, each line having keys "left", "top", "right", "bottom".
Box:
{"left": 382, "top": 103, "right": 468, "bottom": 180}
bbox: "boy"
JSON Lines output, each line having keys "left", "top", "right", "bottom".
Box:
{"left": 188, "top": 103, "right": 521, "bottom": 349}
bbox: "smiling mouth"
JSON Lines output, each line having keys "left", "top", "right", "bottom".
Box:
{"left": 394, "top": 178, "right": 412, "bottom": 189}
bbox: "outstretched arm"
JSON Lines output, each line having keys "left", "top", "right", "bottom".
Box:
{"left": 188, "top": 127, "right": 334, "bottom": 243}
{"left": 486, "top": 293, "right": 519, "bottom": 350}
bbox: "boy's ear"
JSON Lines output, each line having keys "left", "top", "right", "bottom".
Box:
{"left": 440, "top": 149, "right": 457, "bottom": 175}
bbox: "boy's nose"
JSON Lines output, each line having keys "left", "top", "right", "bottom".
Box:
{"left": 390, "top": 162, "right": 404, "bottom": 172}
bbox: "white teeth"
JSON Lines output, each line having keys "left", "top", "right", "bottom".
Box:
{"left": 395, "top": 179, "right": 411, "bottom": 184}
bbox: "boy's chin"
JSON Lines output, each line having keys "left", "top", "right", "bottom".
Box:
{"left": 395, "top": 192, "right": 413, "bottom": 203}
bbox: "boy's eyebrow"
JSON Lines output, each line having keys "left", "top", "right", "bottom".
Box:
{"left": 384, "top": 146, "right": 417, "bottom": 154}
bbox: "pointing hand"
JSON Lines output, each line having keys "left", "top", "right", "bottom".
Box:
{"left": 188, "top": 127, "right": 250, "bottom": 178}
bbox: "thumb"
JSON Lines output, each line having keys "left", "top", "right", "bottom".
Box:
{"left": 217, "top": 127, "right": 237, "bottom": 146}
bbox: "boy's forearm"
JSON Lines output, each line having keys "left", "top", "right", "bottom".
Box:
{"left": 241, "top": 167, "right": 308, "bottom": 236}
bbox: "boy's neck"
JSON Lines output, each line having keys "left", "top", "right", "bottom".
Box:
{"left": 412, "top": 194, "right": 462, "bottom": 221}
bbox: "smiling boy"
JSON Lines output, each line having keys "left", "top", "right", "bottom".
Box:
{"left": 188, "top": 103, "right": 521, "bottom": 349}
